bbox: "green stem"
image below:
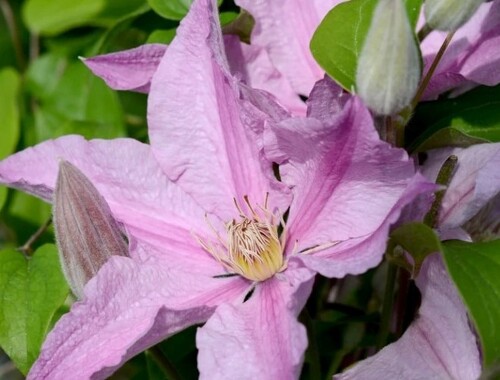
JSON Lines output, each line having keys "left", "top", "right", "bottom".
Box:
{"left": 394, "top": 268, "right": 411, "bottom": 336}
{"left": 377, "top": 261, "right": 398, "bottom": 350}
{"left": 424, "top": 155, "right": 458, "bottom": 228}
{"left": 412, "top": 31, "right": 455, "bottom": 108}
{"left": 148, "top": 346, "right": 182, "bottom": 380}
{"left": 384, "top": 116, "right": 394, "bottom": 145}
{"left": 0, "top": 0, "right": 26, "bottom": 70}
{"left": 300, "top": 309, "right": 321, "bottom": 380}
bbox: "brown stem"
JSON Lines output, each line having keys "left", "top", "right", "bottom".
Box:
{"left": 30, "top": 32, "right": 39, "bottom": 62}
{"left": 412, "top": 31, "right": 455, "bottom": 108}
{"left": 417, "top": 23, "right": 432, "bottom": 43}
{"left": 0, "top": 0, "right": 26, "bottom": 70}
{"left": 18, "top": 217, "right": 52, "bottom": 256}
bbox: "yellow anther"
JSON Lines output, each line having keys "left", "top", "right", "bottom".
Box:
{"left": 198, "top": 195, "right": 286, "bottom": 282}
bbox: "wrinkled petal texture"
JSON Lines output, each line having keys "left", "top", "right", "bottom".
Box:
{"left": 28, "top": 245, "right": 249, "bottom": 380}
{"left": 235, "top": 0, "right": 344, "bottom": 96}
{"left": 266, "top": 79, "right": 434, "bottom": 277}
{"left": 148, "top": 0, "right": 290, "bottom": 220}
{"left": 82, "top": 44, "right": 168, "bottom": 93}
{"left": 334, "top": 254, "right": 481, "bottom": 380}
{"left": 83, "top": 38, "right": 307, "bottom": 119}
{"left": 423, "top": 2, "right": 500, "bottom": 98}
{"left": 0, "top": 135, "right": 217, "bottom": 263}
{"left": 197, "top": 262, "right": 315, "bottom": 380}
{"left": 224, "top": 35, "right": 307, "bottom": 115}
{"left": 421, "top": 144, "right": 500, "bottom": 229}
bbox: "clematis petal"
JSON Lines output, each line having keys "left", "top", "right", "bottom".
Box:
{"left": 0, "top": 135, "right": 214, "bottom": 262}
{"left": 298, "top": 173, "right": 435, "bottom": 278}
{"left": 306, "top": 75, "right": 350, "bottom": 121}
{"left": 28, "top": 244, "right": 249, "bottom": 380}
{"left": 265, "top": 79, "right": 433, "bottom": 276}
{"left": 235, "top": 0, "right": 344, "bottom": 96}
{"left": 148, "top": 0, "right": 290, "bottom": 220}
{"left": 224, "top": 35, "right": 307, "bottom": 115}
{"left": 460, "top": 34, "right": 500, "bottom": 86}
{"left": 422, "top": 144, "right": 500, "bottom": 230}
{"left": 197, "top": 262, "right": 315, "bottom": 380}
{"left": 334, "top": 254, "right": 481, "bottom": 380}
{"left": 82, "top": 44, "right": 168, "bottom": 93}
{"left": 82, "top": 36, "right": 306, "bottom": 117}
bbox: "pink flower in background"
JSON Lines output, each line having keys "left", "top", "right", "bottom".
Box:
{"left": 422, "top": 143, "right": 500, "bottom": 240}
{"left": 422, "top": 1, "right": 500, "bottom": 99}
{"left": 334, "top": 254, "right": 481, "bottom": 380}
{"left": 234, "top": 0, "right": 345, "bottom": 96}
{"left": 0, "top": 0, "right": 432, "bottom": 378}
{"left": 334, "top": 144, "right": 500, "bottom": 379}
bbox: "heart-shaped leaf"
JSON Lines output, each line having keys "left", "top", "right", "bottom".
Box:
{"left": 442, "top": 239, "right": 500, "bottom": 368}
{"left": 0, "top": 244, "right": 69, "bottom": 374}
{"left": 409, "top": 85, "right": 500, "bottom": 152}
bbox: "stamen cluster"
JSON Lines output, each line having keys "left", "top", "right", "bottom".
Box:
{"left": 198, "top": 195, "right": 286, "bottom": 282}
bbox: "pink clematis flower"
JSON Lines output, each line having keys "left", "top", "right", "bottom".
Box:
{"left": 0, "top": 0, "right": 432, "bottom": 378}
{"left": 421, "top": 1, "right": 500, "bottom": 99}
{"left": 83, "top": 32, "right": 306, "bottom": 115}
{"left": 234, "top": 0, "right": 345, "bottom": 97}
{"left": 421, "top": 143, "right": 500, "bottom": 240}
{"left": 84, "top": 1, "right": 500, "bottom": 112}
{"left": 83, "top": 1, "right": 347, "bottom": 115}
{"left": 333, "top": 254, "right": 481, "bottom": 380}
{"left": 334, "top": 143, "right": 500, "bottom": 379}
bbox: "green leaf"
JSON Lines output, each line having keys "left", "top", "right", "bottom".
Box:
{"left": 221, "top": 10, "right": 254, "bottom": 44}
{"left": 404, "top": 0, "right": 423, "bottom": 26}
{"left": 22, "top": 0, "right": 146, "bottom": 35}
{"left": 409, "top": 85, "right": 500, "bottom": 152}
{"left": 148, "top": 0, "right": 222, "bottom": 21}
{"left": 442, "top": 240, "right": 500, "bottom": 368}
{"left": 23, "top": 0, "right": 103, "bottom": 35}
{"left": 26, "top": 54, "right": 66, "bottom": 100}
{"left": 390, "top": 222, "right": 442, "bottom": 277}
{"left": 310, "top": 0, "right": 422, "bottom": 91}
{"left": 147, "top": 0, "right": 192, "bottom": 20}
{"left": 27, "top": 56, "right": 125, "bottom": 141}
{"left": 0, "top": 68, "right": 20, "bottom": 159}
{"left": 146, "top": 29, "right": 177, "bottom": 44}
{"left": 9, "top": 192, "right": 51, "bottom": 227}
{"left": 220, "top": 11, "right": 238, "bottom": 26}
{"left": 145, "top": 351, "right": 167, "bottom": 380}
{"left": 0, "top": 244, "right": 69, "bottom": 374}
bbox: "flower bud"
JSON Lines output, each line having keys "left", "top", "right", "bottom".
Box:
{"left": 356, "top": 0, "right": 421, "bottom": 115}
{"left": 425, "top": 0, "right": 485, "bottom": 32}
{"left": 53, "top": 160, "right": 128, "bottom": 298}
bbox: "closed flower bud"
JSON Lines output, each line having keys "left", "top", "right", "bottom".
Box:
{"left": 356, "top": 0, "right": 422, "bottom": 115}
{"left": 53, "top": 160, "right": 128, "bottom": 299}
{"left": 425, "top": 0, "right": 485, "bottom": 32}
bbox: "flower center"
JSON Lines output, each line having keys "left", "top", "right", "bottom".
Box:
{"left": 197, "top": 195, "right": 286, "bottom": 282}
